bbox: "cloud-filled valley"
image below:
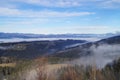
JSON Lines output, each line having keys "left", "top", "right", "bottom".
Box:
{"left": 70, "top": 44, "right": 120, "bottom": 68}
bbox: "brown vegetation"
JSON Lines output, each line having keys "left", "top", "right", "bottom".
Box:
{"left": 1, "top": 57, "right": 120, "bottom": 80}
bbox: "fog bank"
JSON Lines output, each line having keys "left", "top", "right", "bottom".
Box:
{"left": 71, "top": 44, "right": 120, "bottom": 68}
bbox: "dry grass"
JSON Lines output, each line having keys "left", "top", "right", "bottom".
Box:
{"left": 0, "top": 63, "right": 16, "bottom": 67}
{"left": 6, "top": 57, "right": 120, "bottom": 80}
{"left": 36, "top": 63, "right": 119, "bottom": 80}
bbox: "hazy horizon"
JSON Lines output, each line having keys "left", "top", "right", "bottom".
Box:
{"left": 0, "top": 31, "right": 120, "bottom": 35}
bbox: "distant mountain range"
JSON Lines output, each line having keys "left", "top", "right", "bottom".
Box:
{"left": 0, "top": 34, "right": 120, "bottom": 68}
{"left": 53, "top": 35, "right": 120, "bottom": 58}
{"left": 0, "top": 35, "right": 120, "bottom": 60}
{"left": 51, "top": 35, "right": 120, "bottom": 68}
{"left": 0, "top": 32, "right": 119, "bottom": 39}
{"left": 0, "top": 39, "right": 87, "bottom": 59}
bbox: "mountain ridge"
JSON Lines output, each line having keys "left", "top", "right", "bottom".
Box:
{"left": 52, "top": 35, "right": 120, "bottom": 58}
{"left": 0, "top": 32, "right": 118, "bottom": 39}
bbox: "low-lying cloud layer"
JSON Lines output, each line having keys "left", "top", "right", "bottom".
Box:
{"left": 71, "top": 44, "right": 120, "bottom": 68}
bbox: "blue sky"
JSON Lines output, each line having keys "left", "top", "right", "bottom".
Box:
{"left": 0, "top": 0, "right": 120, "bottom": 34}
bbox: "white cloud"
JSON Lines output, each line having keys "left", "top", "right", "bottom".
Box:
{"left": 0, "top": 18, "right": 49, "bottom": 25}
{"left": 1, "top": 0, "right": 120, "bottom": 10}
{"left": 1, "top": 0, "right": 120, "bottom": 8}
{"left": 12, "top": 0, "right": 82, "bottom": 7}
{"left": 0, "top": 7, "right": 21, "bottom": 16}
{"left": 0, "top": 7, "right": 95, "bottom": 17}
{"left": 14, "top": 0, "right": 120, "bottom": 8}
{"left": 100, "top": 0, "right": 120, "bottom": 8}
